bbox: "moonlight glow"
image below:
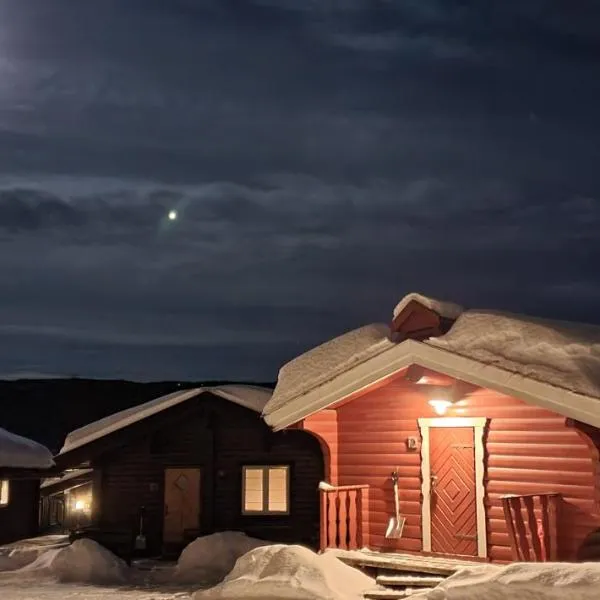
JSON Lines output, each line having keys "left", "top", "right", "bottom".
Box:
{"left": 168, "top": 210, "right": 178, "bottom": 221}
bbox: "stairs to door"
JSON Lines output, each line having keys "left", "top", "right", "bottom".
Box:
{"left": 325, "top": 549, "right": 481, "bottom": 600}
{"left": 363, "top": 572, "right": 446, "bottom": 599}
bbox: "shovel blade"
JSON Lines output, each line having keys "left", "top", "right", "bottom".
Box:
{"left": 135, "top": 535, "right": 147, "bottom": 550}
{"left": 385, "top": 517, "right": 406, "bottom": 539}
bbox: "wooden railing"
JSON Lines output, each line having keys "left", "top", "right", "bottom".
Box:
{"left": 320, "top": 484, "right": 368, "bottom": 551}
{"left": 502, "top": 493, "right": 561, "bottom": 561}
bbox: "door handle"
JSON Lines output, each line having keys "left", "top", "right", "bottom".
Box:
{"left": 430, "top": 474, "right": 438, "bottom": 490}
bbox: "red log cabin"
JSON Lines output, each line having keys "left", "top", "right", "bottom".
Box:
{"left": 262, "top": 293, "right": 600, "bottom": 563}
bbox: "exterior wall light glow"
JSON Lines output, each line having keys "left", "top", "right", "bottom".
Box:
{"left": 429, "top": 398, "right": 452, "bottom": 416}
{"left": 75, "top": 500, "right": 85, "bottom": 511}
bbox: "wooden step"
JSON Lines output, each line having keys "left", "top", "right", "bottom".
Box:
{"left": 330, "top": 549, "right": 478, "bottom": 576}
{"left": 363, "top": 589, "right": 420, "bottom": 599}
{"left": 376, "top": 574, "right": 444, "bottom": 588}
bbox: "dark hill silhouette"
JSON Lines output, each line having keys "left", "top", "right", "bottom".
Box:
{"left": 0, "top": 378, "right": 275, "bottom": 453}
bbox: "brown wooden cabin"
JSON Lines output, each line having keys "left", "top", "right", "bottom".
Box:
{"left": 0, "top": 430, "right": 57, "bottom": 545}
{"left": 262, "top": 295, "right": 600, "bottom": 563}
{"left": 40, "top": 469, "right": 93, "bottom": 533}
{"left": 52, "top": 386, "right": 324, "bottom": 560}
{"left": 0, "top": 471, "right": 45, "bottom": 545}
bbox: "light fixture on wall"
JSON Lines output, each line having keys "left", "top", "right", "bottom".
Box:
{"left": 427, "top": 384, "right": 459, "bottom": 416}
{"left": 428, "top": 398, "right": 452, "bottom": 415}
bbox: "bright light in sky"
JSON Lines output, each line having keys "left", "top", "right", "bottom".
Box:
{"left": 168, "top": 210, "right": 178, "bottom": 221}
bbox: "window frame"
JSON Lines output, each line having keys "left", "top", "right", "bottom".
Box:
{"left": 241, "top": 465, "right": 290, "bottom": 516}
{"left": 0, "top": 479, "right": 9, "bottom": 507}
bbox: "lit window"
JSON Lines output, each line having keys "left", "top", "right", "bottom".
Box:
{"left": 242, "top": 466, "right": 289, "bottom": 515}
{"left": 0, "top": 480, "right": 9, "bottom": 506}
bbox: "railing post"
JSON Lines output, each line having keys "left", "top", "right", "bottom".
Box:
{"left": 320, "top": 490, "right": 328, "bottom": 552}
{"left": 547, "top": 494, "right": 559, "bottom": 561}
{"left": 502, "top": 493, "right": 561, "bottom": 562}
{"left": 338, "top": 490, "right": 349, "bottom": 549}
{"left": 319, "top": 485, "right": 369, "bottom": 551}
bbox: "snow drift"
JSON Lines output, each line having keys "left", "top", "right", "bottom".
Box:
{"left": 411, "top": 562, "right": 600, "bottom": 600}
{"left": 17, "top": 538, "right": 128, "bottom": 584}
{"left": 426, "top": 310, "right": 600, "bottom": 400}
{"left": 174, "top": 531, "right": 267, "bottom": 584}
{"left": 193, "top": 543, "right": 375, "bottom": 600}
{"left": 0, "top": 535, "right": 70, "bottom": 572}
{"left": 266, "top": 323, "right": 394, "bottom": 414}
{"left": 0, "top": 427, "right": 54, "bottom": 469}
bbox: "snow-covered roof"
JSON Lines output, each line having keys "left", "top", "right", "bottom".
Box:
{"left": 264, "top": 324, "right": 395, "bottom": 419}
{"left": 425, "top": 309, "right": 600, "bottom": 401}
{"left": 0, "top": 428, "right": 55, "bottom": 470}
{"left": 41, "top": 468, "right": 93, "bottom": 490}
{"left": 263, "top": 304, "right": 600, "bottom": 431}
{"left": 60, "top": 385, "right": 273, "bottom": 455}
{"left": 393, "top": 292, "right": 464, "bottom": 321}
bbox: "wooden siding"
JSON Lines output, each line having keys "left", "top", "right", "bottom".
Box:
{"left": 0, "top": 479, "right": 40, "bottom": 544}
{"left": 301, "top": 410, "right": 338, "bottom": 484}
{"left": 301, "top": 378, "right": 600, "bottom": 561}
{"left": 93, "top": 397, "right": 324, "bottom": 554}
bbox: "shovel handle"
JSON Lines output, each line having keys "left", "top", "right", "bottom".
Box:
{"left": 393, "top": 477, "right": 401, "bottom": 520}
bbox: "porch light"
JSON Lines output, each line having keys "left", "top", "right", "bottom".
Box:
{"left": 429, "top": 398, "right": 452, "bottom": 416}
{"left": 74, "top": 500, "right": 85, "bottom": 511}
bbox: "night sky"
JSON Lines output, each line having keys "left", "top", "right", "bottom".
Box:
{"left": 0, "top": 1, "right": 599, "bottom": 382}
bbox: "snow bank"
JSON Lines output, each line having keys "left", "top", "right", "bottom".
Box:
{"left": 426, "top": 310, "right": 600, "bottom": 400}
{"left": 0, "top": 555, "right": 18, "bottom": 572}
{"left": 61, "top": 385, "right": 272, "bottom": 453}
{"left": 174, "top": 531, "right": 267, "bottom": 584}
{"left": 411, "top": 562, "right": 600, "bottom": 600}
{"left": 18, "top": 538, "right": 128, "bottom": 584}
{"left": 393, "top": 292, "right": 464, "bottom": 321}
{"left": 265, "top": 323, "right": 394, "bottom": 415}
{"left": 0, "top": 427, "right": 54, "bottom": 469}
{"left": 0, "top": 535, "right": 70, "bottom": 571}
{"left": 194, "top": 544, "right": 374, "bottom": 600}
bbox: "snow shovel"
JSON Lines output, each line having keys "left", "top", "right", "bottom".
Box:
{"left": 385, "top": 471, "right": 405, "bottom": 539}
{"left": 135, "top": 506, "right": 147, "bottom": 551}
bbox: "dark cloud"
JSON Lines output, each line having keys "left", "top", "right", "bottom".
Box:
{"left": 0, "top": 1, "right": 598, "bottom": 380}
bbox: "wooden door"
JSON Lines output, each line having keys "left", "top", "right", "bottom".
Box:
{"left": 163, "top": 468, "right": 202, "bottom": 544}
{"left": 429, "top": 427, "right": 477, "bottom": 556}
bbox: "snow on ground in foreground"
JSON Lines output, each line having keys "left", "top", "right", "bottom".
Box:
{"left": 0, "top": 538, "right": 194, "bottom": 600}
{"left": 0, "top": 534, "right": 70, "bottom": 571}
{"left": 410, "top": 562, "right": 600, "bottom": 600}
{"left": 0, "top": 578, "right": 193, "bottom": 600}
{"left": 16, "top": 538, "right": 128, "bottom": 584}
{"left": 174, "top": 531, "right": 268, "bottom": 584}
{"left": 194, "top": 543, "right": 375, "bottom": 600}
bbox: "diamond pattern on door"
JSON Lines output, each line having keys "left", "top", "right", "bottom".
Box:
{"left": 429, "top": 427, "right": 477, "bottom": 557}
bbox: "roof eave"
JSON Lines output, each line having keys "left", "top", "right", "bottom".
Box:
{"left": 265, "top": 339, "right": 600, "bottom": 431}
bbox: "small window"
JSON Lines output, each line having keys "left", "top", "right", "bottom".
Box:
{"left": 242, "top": 466, "right": 289, "bottom": 515}
{"left": 0, "top": 480, "right": 9, "bottom": 506}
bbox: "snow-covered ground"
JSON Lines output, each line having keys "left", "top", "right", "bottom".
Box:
{"left": 0, "top": 532, "right": 372, "bottom": 600}
{"left": 3, "top": 533, "right": 600, "bottom": 600}
{"left": 410, "top": 562, "right": 600, "bottom": 600}
{"left": 0, "top": 576, "right": 195, "bottom": 600}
